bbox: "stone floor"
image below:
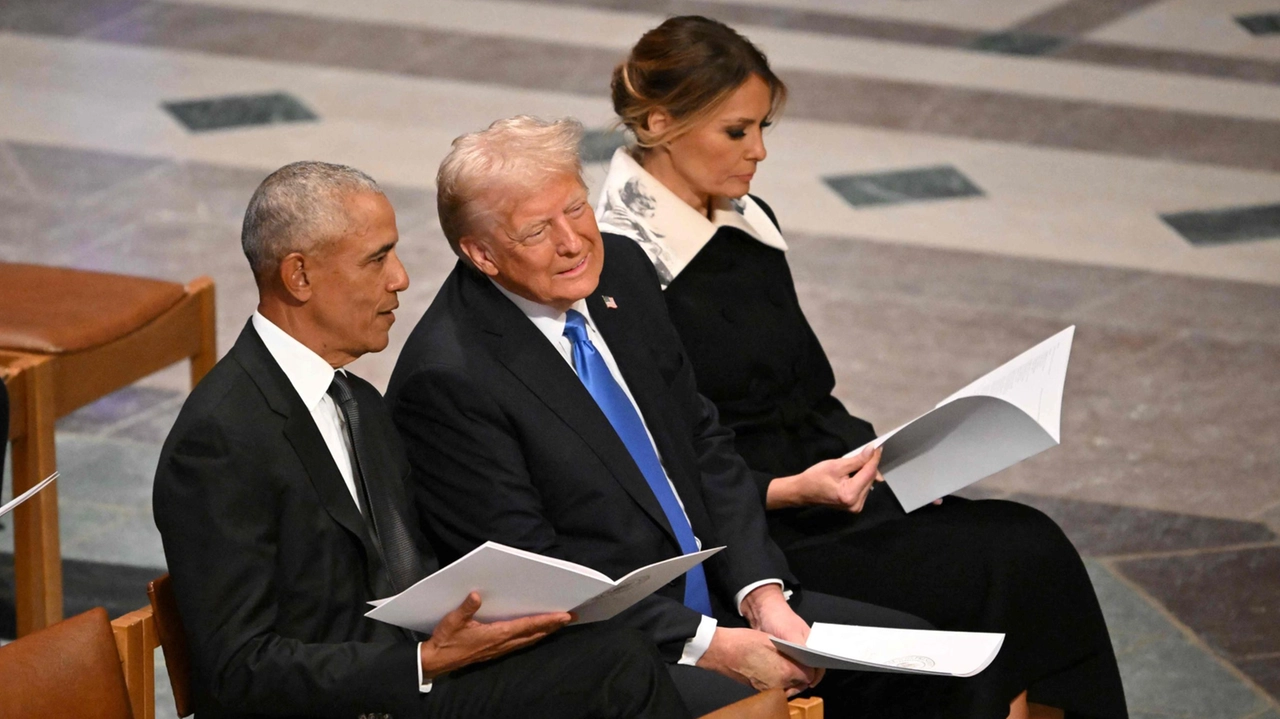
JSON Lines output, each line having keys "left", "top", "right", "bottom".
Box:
{"left": 2, "top": 0, "right": 1279, "bottom": 716}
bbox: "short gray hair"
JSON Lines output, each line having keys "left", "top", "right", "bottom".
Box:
{"left": 241, "top": 161, "right": 383, "bottom": 280}
{"left": 436, "top": 116, "right": 584, "bottom": 266}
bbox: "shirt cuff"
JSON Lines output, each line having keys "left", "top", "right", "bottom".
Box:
{"left": 416, "top": 642, "right": 433, "bottom": 693}
{"left": 733, "top": 579, "right": 789, "bottom": 616}
{"left": 677, "top": 615, "right": 719, "bottom": 666}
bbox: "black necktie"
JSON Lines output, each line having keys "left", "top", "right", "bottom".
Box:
{"left": 327, "top": 372, "right": 424, "bottom": 593}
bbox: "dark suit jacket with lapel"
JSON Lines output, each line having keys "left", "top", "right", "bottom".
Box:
{"left": 154, "top": 321, "right": 438, "bottom": 719}
{"left": 386, "top": 234, "right": 793, "bottom": 661}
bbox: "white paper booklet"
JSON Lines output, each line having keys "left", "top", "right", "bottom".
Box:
{"left": 0, "top": 471, "right": 58, "bottom": 518}
{"left": 772, "top": 623, "right": 1004, "bottom": 677}
{"left": 365, "top": 541, "right": 723, "bottom": 634}
{"left": 846, "top": 326, "right": 1075, "bottom": 512}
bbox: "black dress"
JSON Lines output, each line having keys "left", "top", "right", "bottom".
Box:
{"left": 603, "top": 199, "right": 1128, "bottom": 719}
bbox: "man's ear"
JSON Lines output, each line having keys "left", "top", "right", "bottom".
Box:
{"left": 278, "top": 252, "right": 313, "bottom": 302}
{"left": 458, "top": 236, "right": 499, "bottom": 277}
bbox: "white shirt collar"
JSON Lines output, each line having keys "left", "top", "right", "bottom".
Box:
{"left": 594, "top": 147, "right": 787, "bottom": 288}
{"left": 490, "top": 281, "right": 594, "bottom": 346}
{"left": 251, "top": 311, "right": 337, "bottom": 411}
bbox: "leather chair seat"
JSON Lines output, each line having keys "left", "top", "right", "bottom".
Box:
{"left": 0, "top": 262, "right": 187, "bottom": 354}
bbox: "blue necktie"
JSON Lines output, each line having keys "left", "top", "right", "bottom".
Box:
{"left": 563, "top": 309, "right": 713, "bottom": 617}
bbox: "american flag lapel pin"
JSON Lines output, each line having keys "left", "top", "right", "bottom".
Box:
{"left": 602, "top": 295, "right": 618, "bottom": 309}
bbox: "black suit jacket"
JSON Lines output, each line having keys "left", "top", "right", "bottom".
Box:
{"left": 652, "top": 198, "right": 875, "bottom": 482}
{"left": 154, "top": 321, "right": 437, "bottom": 719}
{"left": 386, "top": 235, "right": 793, "bottom": 661}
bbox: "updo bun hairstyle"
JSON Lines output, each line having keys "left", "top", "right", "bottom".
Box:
{"left": 611, "top": 15, "right": 787, "bottom": 154}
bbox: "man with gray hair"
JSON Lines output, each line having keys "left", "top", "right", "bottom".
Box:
{"left": 388, "top": 119, "right": 943, "bottom": 716}
{"left": 154, "top": 160, "right": 689, "bottom": 719}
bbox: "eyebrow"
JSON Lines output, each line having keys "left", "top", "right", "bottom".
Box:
{"left": 365, "top": 241, "right": 397, "bottom": 260}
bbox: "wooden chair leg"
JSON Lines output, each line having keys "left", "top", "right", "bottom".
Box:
{"left": 9, "top": 355, "right": 62, "bottom": 636}
{"left": 187, "top": 277, "right": 217, "bottom": 386}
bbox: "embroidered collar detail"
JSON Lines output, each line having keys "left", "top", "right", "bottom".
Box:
{"left": 594, "top": 147, "right": 788, "bottom": 288}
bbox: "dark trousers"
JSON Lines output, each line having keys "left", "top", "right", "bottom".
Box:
{"left": 424, "top": 626, "right": 690, "bottom": 718}
{"left": 667, "top": 589, "right": 950, "bottom": 717}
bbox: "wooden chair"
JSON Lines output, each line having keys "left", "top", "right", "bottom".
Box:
{"left": 0, "top": 262, "right": 216, "bottom": 636}
{"left": 0, "top": 607, "right": 135, "bottom": 719}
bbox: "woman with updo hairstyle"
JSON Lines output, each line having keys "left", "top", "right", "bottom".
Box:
{"left": 597, "top": 15, "right": 1127, "bottom": 719}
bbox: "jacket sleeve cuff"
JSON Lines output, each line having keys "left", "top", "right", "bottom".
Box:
{"left": 677, "top": 615, "right": 719, "bottom": 665}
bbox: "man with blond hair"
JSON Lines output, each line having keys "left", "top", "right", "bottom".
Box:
{"left": 154, "top": 160, "right": 689, "bottom": 719}
{"left": 388, "top": 118, "right": 943, "bottom": 716}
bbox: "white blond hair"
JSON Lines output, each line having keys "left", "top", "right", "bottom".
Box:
{"left": 436, "top": 116, "right": 585, "bottom": 266}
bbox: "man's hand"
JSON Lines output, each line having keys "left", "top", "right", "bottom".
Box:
{"left": 696, "top": 627, "right": 817, "bottom": 696}
{"left": 738, "top": 584, "right": 827, "bottom": 690}
{"left": 419, "top": 592, "right": 571, "bottom": 680}
{"left": 765, "top": 446, "right": 883, "bottom": 512}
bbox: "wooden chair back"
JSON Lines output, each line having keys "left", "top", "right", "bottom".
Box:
{"left": 149, "top": 573, "right": 194, "bottom": 717}
{"left": 0, "top": 607, "right": 135, "bottom": 719}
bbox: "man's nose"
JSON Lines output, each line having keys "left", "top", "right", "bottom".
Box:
{"left": 555, "top": 219, "right": 584, "bottom": 255}
{"left": 389, "top": 251, "right": 410, "bottom": 291}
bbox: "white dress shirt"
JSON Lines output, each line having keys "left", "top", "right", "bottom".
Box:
{"left": 252, "top": 313, "right": 432, "bottom": 692}
{"left": 493, "top": 284, "right": 783, "bottom": 664}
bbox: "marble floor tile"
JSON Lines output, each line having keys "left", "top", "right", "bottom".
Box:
{"left": 579, "top": 128, "right": 628, "bottom": 165}
{"left": 1161, "top": 203, "right": 1280, "bottom": 247}
{"left": 0, "top": 0, "right": 142, "bottom": 36}
{"left": 968, "top": 32, "right": 1066, "bottom": 56}
{"left": 8, "top": 141, "right": 165, "bottom": 204}
{"left": 163, "top": 91, "right": 318, "bottom": 133}
{"left": 1087, "top": 560, "right": 1275, "bottom": 717}
{"left": 1238, "top": 14, "right": 1280, "bottom": 37}
{"left": 786, "top": 231, "right": 1149, "bottom": 318}
{"left": 1011, "top": 0, "right": 1166, "bottom": 37}
{"left": 1087, "top": 0, "right": 1280, "bottom": 63}
{"left": 1237, "top": 657, "right": 1280, "bottom": 704}
{"left": 1075, "top": 274, "right": 1280, "bottom": 346}
{"left": 1005, "top": 493, "right": 1277, "bottom": 557}
{"left": 1116, "top": 546, "right": 1280, "bottom": 661}
{"left": 1057, "top": 41, "right": 1280, "bottom": 85}
{"left": 56, "top": 386, "right": 182, "bottom": 436}
{"left": 823, "top": 165, "right": 985, "bottom": 208}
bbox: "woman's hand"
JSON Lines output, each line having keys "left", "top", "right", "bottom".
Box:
{"left": 765, "top": 445, "right": 883, "bottom": 511}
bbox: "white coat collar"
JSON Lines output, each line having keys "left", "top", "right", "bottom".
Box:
{"left": 594, "top": 147, "right": 787, "bottom": 289}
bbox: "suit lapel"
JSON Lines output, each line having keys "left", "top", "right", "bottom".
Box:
{"left": 230, "top": 322, "right": 388, "bottom": 595}
{"left": 458, "top": 273, "right": 679, "bottom": 544}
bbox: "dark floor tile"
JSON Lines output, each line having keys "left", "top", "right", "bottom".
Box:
{"left": 1238, "top": 13, "right": 1280, "bottom": 36}
{"left": 1004, "top": 493, "right": 1277, "bottom": 557}
{"left": 1161, "top": 203, "right": 1280, "bottom": 246}
{"left": 1236, "top": 656, "right": 1280, "bottom": 702}
{"left": 57, "top": 386, "right": 183, "bottom": 435}
{"left": 0, "top": 0, "right": 141, "bottom": 36}
{"left": 0, "top": 554, "right": 166, "bottom": 639}
{"left": 823, "top": 165, "right": 985, "bottom": 208}
{"left": 969, "top": 32, "right": 1066, "bottom": 56}
{"left": 163, "top": 92, "right": 317, "bottom": 133}
{"left": 1115, "top": 546, "right": 1280, "bottom": 660}
{"left": 8, "top": 142, "right": 165, "bottom": 204}
{"left": 579, "top": 129, "right": 628, "bottom": 164}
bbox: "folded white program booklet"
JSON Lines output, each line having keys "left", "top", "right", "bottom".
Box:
{"left": 847, "top": 325, "right": 1075, "bottom": 512}
{"left": 365, "top": 541, "right": 722, "bottom": 634}
{"left": 772, "top": 623, "right": 1004, "bottom": 677}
